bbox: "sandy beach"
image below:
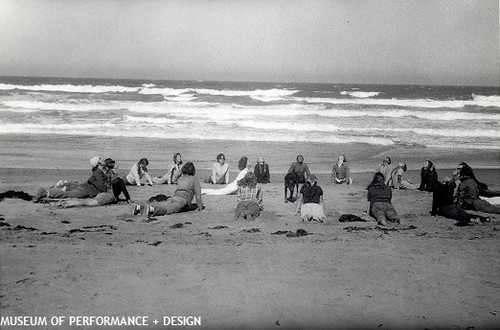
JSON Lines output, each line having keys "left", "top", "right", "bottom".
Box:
{"left": 1, "top": 135, "right": 499, "bottom": 329}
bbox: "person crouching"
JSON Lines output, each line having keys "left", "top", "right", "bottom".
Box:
{"left": 234, "top": 172, "right": 263, "bottom": 221}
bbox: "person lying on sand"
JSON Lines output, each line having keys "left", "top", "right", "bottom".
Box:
{"left": 34, "top": 156, "right": 108, "bottom": 202}
{"left": 131, "top": 162, "right": 203, "bottom": 217}
{"left": 202, "top": 157, "right": 249, "bottom": 196}
{"left": 367, "top": 172, "right": 400, "bottom": 226}
{"left": 294, "top": 175, "right": 326, "bottom": 222}
{"left": 234, "top": 172, "right": 263, "bottom": 221}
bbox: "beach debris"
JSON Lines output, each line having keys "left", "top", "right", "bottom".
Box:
{"left": 209, "top": 225, "right": 228, "bottom": 230}
{"left": 9, "top": 225, "right": 38, "bottom": 231}
{"left": 40, "top": 231, "right": 57, "bottom": 235}
{"left": 343, "top": 225, "right": 417, "bottom": 233}
{"left": 68, "top": 225, "right": 117, "bottom": 233}
{"left": 0, "top": 222, "right": 11, "bottom": 227}
{"left": 148, "top": 241, "right": 162, "bottom": 246}
{"left": 196, "top": 232, "right": 212, "bottom": 237}
{"left": 61, "top": 220, "right": 71, "bottom": 224}
{"left": 276, "top": 320, "right": 280, "bottom": 326}
{"left": 148, "top": 194, "right": 170, "bottom": 202}
{"left": 338, "top": 214, "right": 367, "bottom": 222}
{"left": 0, "top": 190, "right": 33, "bottom": 202}
{"left": 271, "top": 229, "right": 309, "bottom": 237}
{"left": 241, "top": 228, "right": 260, "bottom": 233}
{"left": 170, "top": 223, "right": 184, "bottom": 229}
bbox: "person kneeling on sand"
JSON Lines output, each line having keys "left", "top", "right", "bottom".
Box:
{"left": 34, "top": 156, "right": 108, "bottom": 202}
{"left": 131, "top": 162, "right": 203, "bottom": 217}
{"left": 367, "top": 172, "right": 400, "bottom": 226}
{"left": 58, "top": 158, "right": 132, "bottom": 208}
{"left": 294, "top": 175, "right": 326, "bottom": 222}
{"left": 234, "top": 172, "right": 263, "bottom": 221}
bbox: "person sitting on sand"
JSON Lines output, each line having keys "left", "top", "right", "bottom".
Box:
{"left": 456, "top": 166, "right": 500, "bottom": 215}
{"left": 58, "top": 158, "right": 132, "bottom": 208}
{"left": 367, "top": 172, "right": 400, "bottom": 226}
{"left": 202, "top": 157, "right": 250, "bottom": 196}
{"left": 204, "top": 153, "right": 229, "bottom": 184}
{"left": 458, "top": 162, "right": 500, "bottom": 199}
{"left": 331, "top": 154, "right": 352, "bottom": 184}
{"left": 154, "top": 152, "right": 183, "bottom": 184}
{"left": 288, "top": 155, "right": 311, "bottom": 184}
{"left": 124, "top": 158, "right": 153, "bottom": 186}
{"left": 234, "top": 172, "right": 263, "bottom": 221}
{"left": 418, "top": 160, "right": 438, "bottom": 192}
{"left": 34, "top": 156, "right": 108, "bottom": 202}
{"left": 389, "top": 163, "right": 418, "bottom": 190}
{"left": 294, "top": 175, "right": 326, "bottom": 222}
{"left": 131, "top": 162, "right": 203, "bottom": 217}
{"left": 430, "top": 177, "right": 490, "bottom": 226}
{"left": 254, "top": 156, "right": 270, "bottom": 184}
{"left": 376, "top": 157, "right": 393, "bottom": 185}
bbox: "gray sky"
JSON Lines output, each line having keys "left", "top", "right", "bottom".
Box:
{"left": 0, "top": 0, "right": 498, "bottom": 86}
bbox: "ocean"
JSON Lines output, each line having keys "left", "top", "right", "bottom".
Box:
{"left": 0, "top": 76, "right": 499, "bottom": 150}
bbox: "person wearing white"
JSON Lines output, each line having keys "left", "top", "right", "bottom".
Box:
{"left": 202, "top": 157, "right": 249, "bottom": 196}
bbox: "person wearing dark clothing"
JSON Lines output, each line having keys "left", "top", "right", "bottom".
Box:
{"left": 287, "top": 155, "right": 311, "bottom": 184}
{"left": 457, "top": 166, "right": 500, "bottom": 215}
{"left": 458, "top": 162, "right": 500, "bottom": 198}
{"left": 367, "top": 172, "right": 400, "bottom": 226}
{"left": 431, "top": 180, "right": 489, "bottom": 225}
{"left": 35, "top": 158, "right": 108, "bottom": 201}
{"left": 418, "top": 160, "right": 439, "bottom": 192}
{"left": 294, "top": 175, "right": 326, "bottom": 222}
{"left": 254, "top": 156, "right": 270, "bottom": 184}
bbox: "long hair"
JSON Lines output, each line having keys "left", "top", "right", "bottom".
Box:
{"left": 238, "top": 156, "right": 248, "bottom": 170}
{"left": 173, "top": 153, "right": 182, "bottom": 165}
{"left": 181, "top": 162, "right": 196, "bottom": 176}
{"left": 138, "top": 158, "right": 149, "bottom": 166}
{"left": 367, "top": 172, "right": 385, "bottom": 189}
{"left": 237, "top": 172, "right": 257, "bottom": 188}
{"left": 302, "top": 174, "right": 319, "bottom": 199}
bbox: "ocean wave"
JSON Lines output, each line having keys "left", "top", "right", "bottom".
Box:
{"left": 2, "top": 99, "right": 499, "bottom": 122}
{"left": 0, "top": 123, "right": 394, "bottom": 145}
{"left": 340, "top": 91, "right": 380, "bottom": 98}
{"left": 0, "top": 83, "right": 139, "bottom": 93}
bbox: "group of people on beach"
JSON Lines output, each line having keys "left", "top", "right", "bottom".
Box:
{"left": 32, "top": 152, "right": 499, "bottom": 226}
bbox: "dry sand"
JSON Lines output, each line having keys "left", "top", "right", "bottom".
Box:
{"left": 1, "top": 135, "right": 500, "bottom": 329}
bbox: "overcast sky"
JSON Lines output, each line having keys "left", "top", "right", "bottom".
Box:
{"left": 0, "top": 0, "right": 498, "bottom": 86}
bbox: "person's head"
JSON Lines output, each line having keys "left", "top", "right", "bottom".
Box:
{"left": 138, "top": 158, "right": 149, "bottom": 167}
{"left": 238, "top": 156, "right": 248, "bottom": 170}
{"left": 104, "top": 158, "right": 116, "bottom": 170}
{"left": 369, "top": 172, "right": 385, "bottom": 187}
{"left": 398, "top": 162, "right": 407, "bottom": 172}
{"left": 217, "top": 153, "right": 226, "bottom": 164}
{"left": 90, "top": 156, "right": 102, "bottom": 169}
{"left": 237, "top": 172, "right": 258, "bottom": 188}
{"left": 181, "top": 162, "right": 196, "bottom": 176}
{"left": 338, "top": 154, "right": 346, "bottom": 163}
{"left": 459, "top": 165, "right": 474, "bottom": 179}
{"left": 383, "top": 157, "right": 391, "bottom": 165}
{"left": 258, "top": 156, "right": 265, "bottom": 164}
{"left": 173, "top": 153, "right": 182, "bottom": 164}
{"left": 306, "top": 174, "right": 318, "bottom": 186}
{"left": 296, "top": 155, "right": 304, "bottom": 164}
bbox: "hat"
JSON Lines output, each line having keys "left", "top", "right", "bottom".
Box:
{"left": 90, "top": 156, "right": 101, "bottom": 168}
